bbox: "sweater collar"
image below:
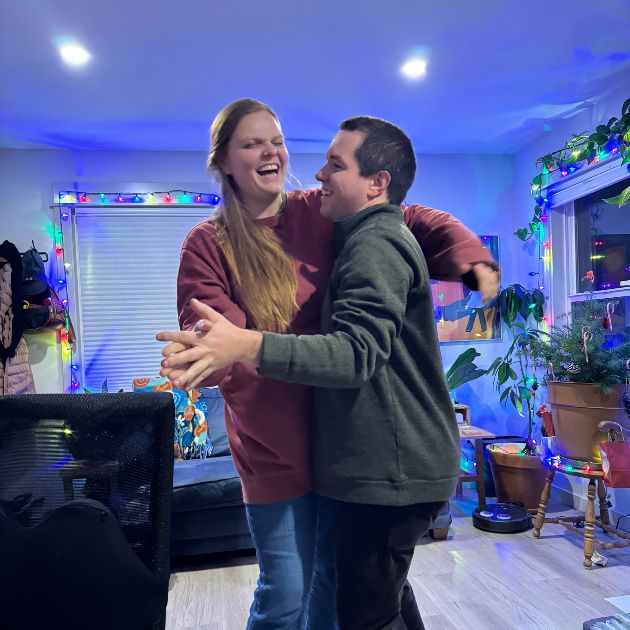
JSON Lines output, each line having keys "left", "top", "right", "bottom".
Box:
{"left": 333, "top": 203, "right": 402, "bottom": 253}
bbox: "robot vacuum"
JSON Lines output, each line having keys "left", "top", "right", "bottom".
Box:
{"left": 472, "top": 503, "right": 532, "bottom": 533}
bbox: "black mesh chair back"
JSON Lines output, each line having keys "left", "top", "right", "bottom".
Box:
{"left": 0, "top": 393, "right": 175, "bottom": 630}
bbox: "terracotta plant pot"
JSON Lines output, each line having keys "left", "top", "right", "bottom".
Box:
{"left": 547, "top": 382, "right": 629, "bottom": 463}
{"left": 486, "top": 443, "right": 547, "bottom": 510}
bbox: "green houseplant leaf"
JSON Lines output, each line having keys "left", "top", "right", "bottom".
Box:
{"left": 603, "top": 185, "right": 630, "bottom": 208}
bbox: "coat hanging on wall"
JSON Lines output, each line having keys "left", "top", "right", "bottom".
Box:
{"left": 0, "top": 240, "right": 36, "bottom": 395}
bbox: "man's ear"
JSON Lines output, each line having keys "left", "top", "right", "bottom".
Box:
{"left": 368, "top": 170, "right": 392, "bottom": 199}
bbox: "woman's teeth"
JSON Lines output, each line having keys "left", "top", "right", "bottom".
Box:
{"left": 257, "top": 165, "right": 279, "bottom": 176}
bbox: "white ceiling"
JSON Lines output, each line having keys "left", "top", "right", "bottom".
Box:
{"left": 1, "top": 0, "right": 629, "bottom": 154}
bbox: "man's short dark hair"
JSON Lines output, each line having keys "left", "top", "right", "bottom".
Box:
{"left": 339, "top": 116, "right": 416, "bottom": 205}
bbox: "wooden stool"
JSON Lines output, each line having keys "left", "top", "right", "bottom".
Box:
{"left": 456, "top": 425, "right": 496, "bottom": 506}
{"left": 533, "top": 457, "right": 630, "bottom": 569}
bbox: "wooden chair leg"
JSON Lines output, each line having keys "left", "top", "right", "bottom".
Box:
{"left": 584, "top": 479, "right": 597, "bottom": 569}
{"left": 455, "top": 479, "right": 463, "bottom": 498}
{"left": 533, "top": 468, "right": 555, "bottom": 538}
{"left": 597, "top": 479, "right": 610, "bottom": 525}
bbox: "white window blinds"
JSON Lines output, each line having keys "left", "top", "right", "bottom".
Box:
{"left": 74, "top": 208, "right": 211, "bottom": 392}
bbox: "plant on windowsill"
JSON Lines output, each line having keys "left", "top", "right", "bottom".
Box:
{"left": 516, "top": 96, "right": 630, "bottom": 243}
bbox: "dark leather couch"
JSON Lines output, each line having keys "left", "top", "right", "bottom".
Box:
{"left": 171, "top": 387, "right": 253, "bottom": 557}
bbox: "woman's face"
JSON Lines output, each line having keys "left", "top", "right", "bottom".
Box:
{"left": 222, "top": 111, "right": 289, "bottom": 207}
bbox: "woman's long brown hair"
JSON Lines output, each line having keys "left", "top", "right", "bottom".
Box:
{"left": 208, "top": 98, "right": 297, "bottom": 332}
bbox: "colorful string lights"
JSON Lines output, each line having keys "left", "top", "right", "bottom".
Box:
{"left": 57, "top": 190, "right": 221, "bottom": 206}
{"left": 55, "top": 188, "right": 220, "bottom": 392}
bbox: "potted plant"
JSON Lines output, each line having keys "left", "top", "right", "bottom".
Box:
{"left": 448, "top": 284, "right": 549, "bottom": 508}
{"left": 482, "top": 284, "right": 549, "bottom": 509}
{"left": 528, "top": 282, "right": 630, "bottom": 464}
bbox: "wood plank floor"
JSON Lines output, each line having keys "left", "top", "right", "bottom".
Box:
{"left": 166, "top": 493, "right": 630, "bottom": 630}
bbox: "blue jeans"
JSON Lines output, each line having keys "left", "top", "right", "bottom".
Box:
{"left": 245, "top": 492, "right": 338, "bottom": 630}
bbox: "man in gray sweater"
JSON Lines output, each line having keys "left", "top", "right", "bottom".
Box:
{"left": 160, "top": 117, "right": 460, "bottom": 629}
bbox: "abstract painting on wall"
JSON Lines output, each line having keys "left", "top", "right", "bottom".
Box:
{"left": 432, "top": 235, "right": 500, "bottom": 342}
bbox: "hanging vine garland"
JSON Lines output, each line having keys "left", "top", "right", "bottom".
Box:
{"left": 516, "top": 96, "right": 630, "bottom": 244}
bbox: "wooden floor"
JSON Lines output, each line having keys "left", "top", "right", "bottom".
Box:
{"left": 166, "top": 491, "right": 630, "bottom": 630}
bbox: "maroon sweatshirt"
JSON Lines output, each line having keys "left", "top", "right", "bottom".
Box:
{"left": 177, "top": 188, "right": 496, "bottom": 504}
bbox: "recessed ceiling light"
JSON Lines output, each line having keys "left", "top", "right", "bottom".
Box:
{"left": 401, "top": 57, "right": 427, "bottom": 80}
{"left": 58, "top": 43, "right": 91, "bottom": 67}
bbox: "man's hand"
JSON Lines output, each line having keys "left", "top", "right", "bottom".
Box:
{"left": 156, "top": 298, "right": 263, "bottom": 390}
{"left": 470, "top": 262, "right": 500, "bottom": 304}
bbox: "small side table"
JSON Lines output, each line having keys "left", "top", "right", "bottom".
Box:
{"left": 533, "top": 458, "right": 630, "bottom": 569}
{"left": 457, "top": 425, "right": 496, "bottom": 506}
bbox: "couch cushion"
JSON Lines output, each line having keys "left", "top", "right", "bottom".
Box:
{"left": 173, "top": 456, "right": 244, "bottom": 511}
{"left": 173, "top": 455, "right": 239, "bottom": 488}
{"left": 172, "top": 478, "right": 244, "bottom": 512}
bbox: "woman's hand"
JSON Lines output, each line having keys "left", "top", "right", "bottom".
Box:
{"left": 156, "top": 298, "right": 263, "bottom": 390}
{"left": 470, "top": 262, "right": 500, "bottom": 304}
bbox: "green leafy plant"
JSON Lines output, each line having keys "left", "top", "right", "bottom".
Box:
{"left": 447, "top": 284, "right": 546, "bottom": 453}
{"left": 528, "top": 291, "right": 630, "bottom": 393}
{"left": 517, "top": 96, "right": 630, "bottom": 241}
{"left": 603, "top": 185, "right": 630, "bottom": 209}
{"left": 445, "top": 347, "right": 486, "bottom": 393}
{"left": 484, "top": 285, "right": 546, "bottom": 450}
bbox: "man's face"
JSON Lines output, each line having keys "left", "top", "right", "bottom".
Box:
{"left": 316, "top": 130, "right": 374, "bottom": 221}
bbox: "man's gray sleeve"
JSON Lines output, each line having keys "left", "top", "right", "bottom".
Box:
{"left": 258, "top": 229, "right": 419, "bottom": 388}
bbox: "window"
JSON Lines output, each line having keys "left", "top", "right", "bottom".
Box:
{"left": 544, "top": 156, "right": 629, "bottom": 328}
{"left": 70, "top": 206, "right": 211, "bottom": 392}
{"left": 575, "top": 177, "right": 630, "bottom": 292}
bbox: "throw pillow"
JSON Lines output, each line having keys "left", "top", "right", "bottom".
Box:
{"left": 132, "top": 377, "right": 213, "bottom": 460}
{"left": 198, "top": 387, "right": 231, "bottom": 457}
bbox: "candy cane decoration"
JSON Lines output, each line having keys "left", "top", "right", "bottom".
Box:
{"left": 582, "top": 327, "right": 593, "bottom": 363}
{"left": 606, "top": 302, "right": 615, "bottom": 332}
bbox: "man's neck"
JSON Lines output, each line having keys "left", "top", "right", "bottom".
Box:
{"left": 357, "top": 195, "right": 390, "bottom": 214}
{"left": 337, "top": 196, "right": 391, "bottom": 221}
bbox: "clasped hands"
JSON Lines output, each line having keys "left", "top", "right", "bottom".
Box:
{"left": 156, "top": 298, "right": 261, "bottom": 390}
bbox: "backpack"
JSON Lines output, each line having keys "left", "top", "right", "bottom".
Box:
{"left": 21, "top": 247, "right": 73, "bottom": 339}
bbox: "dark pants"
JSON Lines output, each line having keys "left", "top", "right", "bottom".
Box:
{"left": 333, "top": 499, "right": 446, "bottom": 630}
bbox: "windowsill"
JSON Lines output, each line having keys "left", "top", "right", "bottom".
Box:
{"left": 568, "top": 286, "right": 630, "bottom": 302}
